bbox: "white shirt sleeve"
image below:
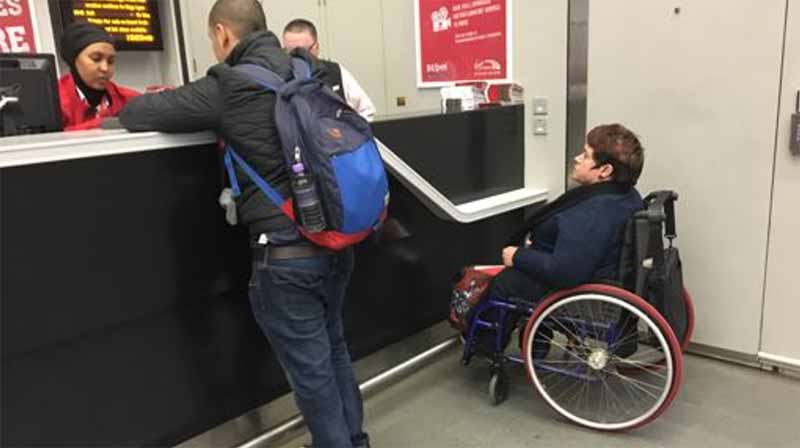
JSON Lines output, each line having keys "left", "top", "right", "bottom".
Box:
{"left": 339, "top": 64, "right": 376, "bottom": 122}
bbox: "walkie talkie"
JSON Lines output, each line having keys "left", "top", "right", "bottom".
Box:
{"left": 791, "top": 90, "right": 800, "bottom": 156}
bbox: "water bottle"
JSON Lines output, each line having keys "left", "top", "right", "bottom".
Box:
{"left": 290, "top": 147, "right": 326, "bottom": 233}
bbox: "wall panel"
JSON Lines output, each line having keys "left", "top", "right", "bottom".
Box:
{"left": 587, "top": 0, "right": 786, "bottom": 353}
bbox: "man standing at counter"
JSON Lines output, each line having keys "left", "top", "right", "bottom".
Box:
{"left": 118, "top": 1, "right": 370, "bottom": 447}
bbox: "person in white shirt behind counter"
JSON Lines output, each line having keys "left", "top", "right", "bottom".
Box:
{"left": 282, "top": 18, "right": 376, "bottom": 122}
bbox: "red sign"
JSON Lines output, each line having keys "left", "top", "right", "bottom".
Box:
{"left": 415, "top": 0, "right": 512, "bottom": 87}
{"left": 0, "top": 0, "right": 38, "bottom": 53}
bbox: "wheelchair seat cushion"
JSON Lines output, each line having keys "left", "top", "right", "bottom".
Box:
{"left": 488, "top": 267, "right": 550, "bottom": 304}
{"left": 448, "top": 265, "right": 505, "bottom": 331}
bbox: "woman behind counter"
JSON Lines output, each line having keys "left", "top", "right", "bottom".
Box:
{"left": 58, "top": 23, "right": 139, "bottom": 131}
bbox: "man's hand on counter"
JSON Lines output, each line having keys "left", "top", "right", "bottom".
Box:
{"left": 99, "top": 117, "right": 124, "bottom": 130}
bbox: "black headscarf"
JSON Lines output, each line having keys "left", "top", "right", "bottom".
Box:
{"left": 59, "top": 22, "right": 115, "bottom": 110}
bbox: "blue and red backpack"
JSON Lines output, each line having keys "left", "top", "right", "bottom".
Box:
{"left": 223, "top": 56, "right": 389, "bottom": 250}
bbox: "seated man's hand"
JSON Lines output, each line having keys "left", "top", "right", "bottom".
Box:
{"left": 502, "top": 246, "right": 518, "bottom": 267}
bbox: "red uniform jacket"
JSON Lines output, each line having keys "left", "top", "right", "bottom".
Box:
{"left": 58, "top": 74, "right": 140, "bottom": 131}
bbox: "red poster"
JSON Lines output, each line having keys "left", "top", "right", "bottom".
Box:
{"left": 0, "top": 0, "right": 38, "bottom": 53}
{"left": 416, "top": 0, "right": 511, "bottom": 87}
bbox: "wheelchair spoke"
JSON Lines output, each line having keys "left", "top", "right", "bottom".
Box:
{"left": 607, "top": 325, "right": 640, "bottom": 349}
{"left": 605, "top": 369, "right": 664, "bottom": 399}
{"left": 563, "top": 302, "right": 595, "bottom": 345}
{"left": 547, "top": 371, "right": 587, "bottom": 403}
{"left": 536, "top": 359, "right": 589, "bottom": 364}
{"left": 566, "top": 376, "right": 590, "bottom": 412}
{"left": 538, "top": 334, "right": 588, "bottom": 365}
{"left": 611, "top": 356, "right": 669, "bottom": 380}
{"left": 582, "top": 300, "right": 605, "bottom": 346}
{"left": 595, "top": 378, "right": 611, "bottom": 422}
{"left": 542, "top": 315, "right": 585, "bottom": 348}
{"left": 541, "top": 369, "right": 578, "bottom": 396}
{"left": 599, "top": 374, "right": 634, "bottom": 420}
{"left": 621, "top": 346, "right": 667, "bottom": 361}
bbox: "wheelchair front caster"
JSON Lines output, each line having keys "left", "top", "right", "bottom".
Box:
{"left": 488, "top": 371, "right": 508, "bottom": 406}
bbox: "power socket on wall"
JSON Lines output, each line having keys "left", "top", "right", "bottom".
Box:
{"left": 533, "top": 117, "right": 548, "bottom": 135}
{"left": 533, "top": 97, "right": 549, "bottom": 115}
{"left": 532, "top": 96, "right": 548, "bottom": 135}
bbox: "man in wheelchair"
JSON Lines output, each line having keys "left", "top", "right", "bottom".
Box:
{"left": 452, "top": 125, "right": 692, "bottom": 428}
{"left": 451, "top": 123, "right": 645, "bottom": 361}
{"left": 493, "top": 123, "right": 644, "bottom": 304}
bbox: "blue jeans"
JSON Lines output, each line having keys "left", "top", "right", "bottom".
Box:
{"left": 248, "top": 246, "right": 368, "bottom": 448}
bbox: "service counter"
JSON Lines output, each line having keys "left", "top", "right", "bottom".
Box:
{"left": 0, "top": 105, "right": 547, "bottom": 446}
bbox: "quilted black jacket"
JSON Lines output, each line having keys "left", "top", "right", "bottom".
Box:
{"left": 120, "top": 31, "right": 297, "bottom": 237}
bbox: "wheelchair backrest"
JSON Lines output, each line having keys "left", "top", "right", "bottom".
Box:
{"left": 616, "top": 190, "right": 692, "bottom": 344}
{"left": 617, "top": 190, "right": 679, "bottom": 297}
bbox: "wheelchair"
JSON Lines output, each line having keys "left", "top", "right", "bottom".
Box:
{"left": 459, "top": 190, "right": 695, "bottom": 431}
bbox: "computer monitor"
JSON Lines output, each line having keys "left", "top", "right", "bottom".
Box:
{"left": 0, "top": 53, "right": 63, "bottom": 137}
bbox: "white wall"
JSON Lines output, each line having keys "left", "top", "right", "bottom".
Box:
{"left": 587, "top": 0, "right": 787, "bottom": 354}
{"left": 155, "top": 0, "right": 185, "bottom": 87}
{"left": 513, "top": 0, "right": 568, "bottom": 201}
{"left": 377, "top": 0, "right": 568, "bottom": 197}
{"left": 325, "top": 0, "right": 388, "bottom": 115}
{"left": 179, "top": 0, "right": 216, "bottom": 79}
{"left": 379, "top": 0, "right": 440, "bottom": 115}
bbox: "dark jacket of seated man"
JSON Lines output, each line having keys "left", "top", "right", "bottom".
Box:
{"left": 492, "top": 124, "right": 645, "bottom": 301}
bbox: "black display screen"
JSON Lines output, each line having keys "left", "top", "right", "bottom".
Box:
{"left": 58, "top": 0, "right": 164, "bottom": 51}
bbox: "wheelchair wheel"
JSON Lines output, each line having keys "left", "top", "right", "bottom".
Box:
{"left": 488, "top": 371, "right": 509, "bottom": 406}
{"left": 522, "top": 284, "right": 683, "bottom": 431}
{"left": 622, "top": 287, "right": 694, "bottom": 370}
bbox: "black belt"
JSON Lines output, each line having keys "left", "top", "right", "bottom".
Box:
{"left": 253, "top": 244, "right": 332, "bottom": 261}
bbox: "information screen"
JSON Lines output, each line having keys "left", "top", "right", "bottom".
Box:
{"left": 59, "top": 0, "right": 163, "bottom": 51}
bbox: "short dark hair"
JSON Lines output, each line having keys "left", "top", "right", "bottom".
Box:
{"left": 586, "top": 123, "right": 645, "bottom": 186}
{"left": 208, "top": 0, "right": 267, "bottom": 38}
{"left": 283, "top": 18, "right": 318, "bottom": 41}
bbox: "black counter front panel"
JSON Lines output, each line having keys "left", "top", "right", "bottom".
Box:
{"left": 373, "top": 105, "right": 525, "bottom": 205}
{"left": 1, "top": 145, "right": 523, "bottom": 445}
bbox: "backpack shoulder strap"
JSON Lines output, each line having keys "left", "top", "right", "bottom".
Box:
{"left": 234, "top": 63, "right": 286, "bottom": 92}
{"left": 290, "top": 57, "right": 312, "bottom": 80}
{"left": 224, "top": 145, "right": 286, "bottom": 208}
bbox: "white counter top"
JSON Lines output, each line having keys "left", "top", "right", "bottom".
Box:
{"left": 0, "top": 129, "right": 217, "bottom": 169}
{"left": 0, "top": 130, "right": 547, "bottom": 222}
